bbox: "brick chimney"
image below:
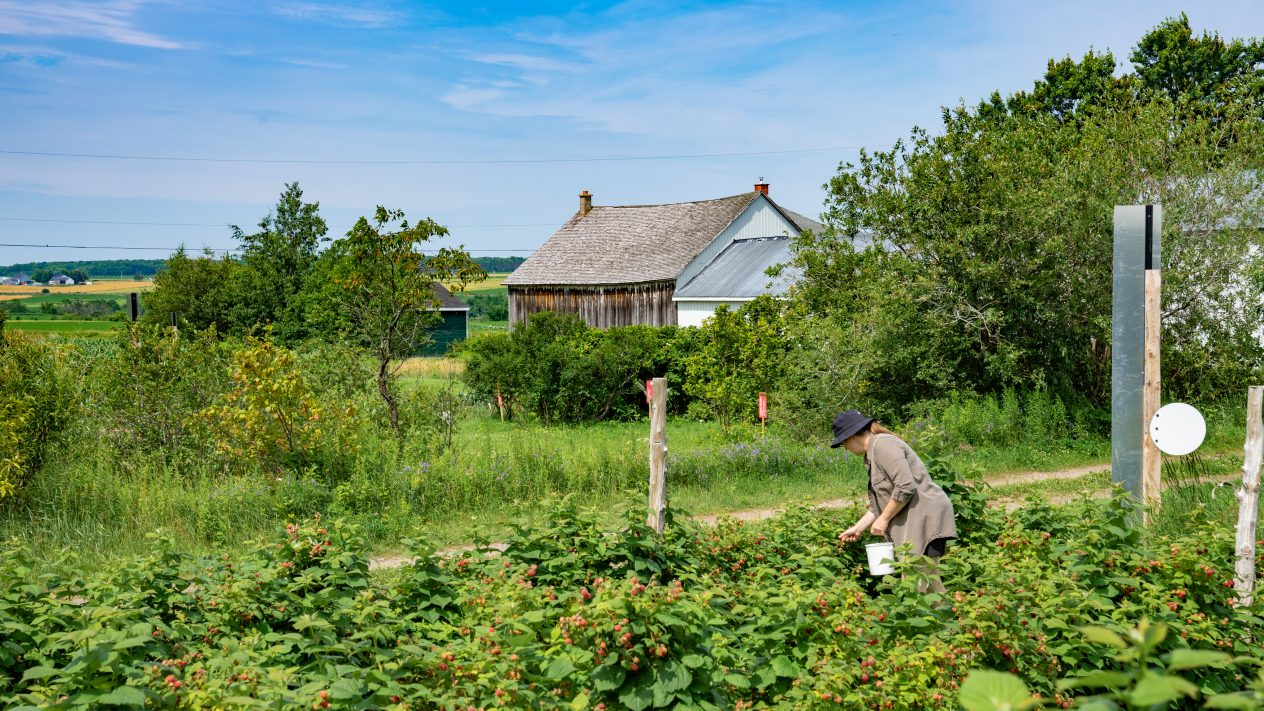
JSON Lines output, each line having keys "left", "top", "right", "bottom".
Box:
{"left": 579, "top": 190, "right": 593, "bottom": 215}
{"left": 754, "top": 178, "right": 769, "bottom": 195}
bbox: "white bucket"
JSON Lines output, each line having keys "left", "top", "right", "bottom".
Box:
{"left": 865, "top": 541, "right": 895, "bottom": 576}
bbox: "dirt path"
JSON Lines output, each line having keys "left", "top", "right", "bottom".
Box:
{"left": 367, "top": 459, "right": 1241, "bottom": 571}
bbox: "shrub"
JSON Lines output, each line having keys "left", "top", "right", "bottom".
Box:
{"left": 685, "top": 296, "right": 788, "bottom": 431}
{"left": 85, "top": 324, "right": 230, "bottom": 460}
{"left": 196, "top": 335, "right": 356, "bottom": 478}
{"left": 0, "top": 332, "right": 78, "bottom": 499}
{"left": 460, "top": 312, "right": 699, "bottom": 424}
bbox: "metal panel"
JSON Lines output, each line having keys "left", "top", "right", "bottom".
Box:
{"left": 675, "top": 196, "right": 799, "bottom": 288}
{"left": 674, "top": 237, "right": 801, "bottom": 299}
{"left": 1112, "top": 205, "right": 1162, "bottom": 499}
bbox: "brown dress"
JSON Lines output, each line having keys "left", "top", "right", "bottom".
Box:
{"left": 865, "top": 434, "right": 957, "bottom": 556}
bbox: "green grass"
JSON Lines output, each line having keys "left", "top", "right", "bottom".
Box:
{"left": 4, "top": 320, "right": 123, "bottom": 335}
{"left": 469, "top": 320, "right": 509, "bottom": 335}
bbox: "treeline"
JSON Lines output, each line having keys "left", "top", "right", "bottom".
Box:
{"left": 1, "top": 259, "right": 164, "bottom": 279}
{"left": 473, "top": 256, "right": 525, "bottom": 273}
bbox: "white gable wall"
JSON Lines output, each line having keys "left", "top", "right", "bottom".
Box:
{"left": 677, "top": 300, "right": 757, "bottom": 328}
{"left": 674, "top": 194, "right": 800, "bottom": 291}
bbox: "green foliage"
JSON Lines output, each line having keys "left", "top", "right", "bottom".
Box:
{"left": 196, "top": 334, "right": 357, "bottom": 478}
{"left": 781, "top": 18, "right": 1264, "bottom": 430}
{"left": 2, "top": 487, "right": 1262, "bottom": 709}
{"left": 460, "top": 289, "right": 508, "bottom": 321}
{"left": 0, "top": 259, "right": 164, "bottom": 279}
{"left": 471, "top": 256, "right": 526, "bottom": 273}
{"left": 460, "top": 312, "right": 700, "bottom": 424}
{"left": 0, "top": 331, "right": 78, "bottom": 499}
{"left": 684, "top": 296, "right": 788, "bottom": 431}
{"left": 141, "top": 247, "right": 242, "bottom": 332}
{"left": 326, "top": 205, "right": 485, "bottom": 435}
{"left": 84, "top": 324, "right": 230, "bottom": 460}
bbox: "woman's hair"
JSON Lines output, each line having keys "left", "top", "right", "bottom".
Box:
{"left": 868, "top": 422, "right": 896, "bottom": 436}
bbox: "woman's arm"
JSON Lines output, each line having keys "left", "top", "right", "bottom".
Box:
{"left": 870, "top": 498, "right": 908, "bottom": 537}
{"left": 839, "top": 511, "right": 877, "bottom": 542}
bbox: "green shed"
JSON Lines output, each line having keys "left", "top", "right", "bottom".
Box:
{"left": 419, "top": 284, "right": 470, "bottom": 356}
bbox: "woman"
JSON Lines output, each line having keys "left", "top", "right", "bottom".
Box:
{"left": 832, "top": 410, "right": 956, "bottom": 592}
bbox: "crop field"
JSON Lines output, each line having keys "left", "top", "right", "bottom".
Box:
{"left": 0, "top": 280, "right": 155, "bottom": 298}
{"left": 2, "top": 477, "right": 1260, "bottom": 709}
{"left": 2, "top": 320, "right": 123, "bottom": 335}
{"left": 451, "top": 274, "right": 509, "bottom": 293}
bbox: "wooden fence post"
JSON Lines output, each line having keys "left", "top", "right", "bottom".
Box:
{"left": 647, "top": 377, "right": 668, "bottom": 534}
{"left": 1142, "top": 268, "right": 1161, "bottom": 521}
{"left": 1235, "top": 386, "right": 1263, "bottom": 607}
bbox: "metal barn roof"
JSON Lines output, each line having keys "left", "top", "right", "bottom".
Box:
{"left": 673, "top": 236, "right": 801, "bottom": 300}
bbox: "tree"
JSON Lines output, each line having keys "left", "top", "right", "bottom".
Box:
{"left": 31, "top": 269, "right": 52, "bottom": 284}
{"left": 142, "top": 248, "right": 242, "bottom": 331}
{"left": 781, "top": 19, "right": 1264, "bottom": 434}
{"left": 684, "top": 296, "right": 788, "bottom": 432}
{"left": 327, "top": 207, "right": 484, "bottom": 436}
{"left": 1131, "top": 13, "right": 1264, "bottom": 113}
{"left": 231, "top": 183, "right": 327, "bottom": 342}
{"left": 67, "top": 269, "right": 89, "bottom": 284}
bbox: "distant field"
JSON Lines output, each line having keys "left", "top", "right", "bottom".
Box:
{"left": 449, "top": 274, "right": 508, "bottom": 293}
{"left": 4, "top": 320, "right": 123, "bottom": 335}
{"left": 0, "top": 280, "right": 155, "bottom": 297}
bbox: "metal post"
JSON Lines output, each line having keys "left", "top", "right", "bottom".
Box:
{"left": 128, "top": 292, "right": 139, "bottom": 322}
{"left": 1112, "top": 205, "right": 1162, "bottom": 502}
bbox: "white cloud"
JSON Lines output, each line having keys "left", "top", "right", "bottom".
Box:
{"left": 272, "top": 2, "right": 400, "bottom": 29}
{"left": 0, "top": 0, "right": 183, "bottom": 49}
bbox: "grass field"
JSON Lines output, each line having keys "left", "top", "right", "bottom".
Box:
{"left": 448, "top": 274, "right": 508, "bottom": 293}
{"left": 3, "top": 320, "right": 123, "bottom": 335}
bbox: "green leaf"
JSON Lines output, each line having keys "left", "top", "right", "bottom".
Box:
{"left": 1166, "top": 648, "right": 1232, "bottom": 671}
{"left": 656, "top": 661, "right": 692, "bottom": 694}
{"left": 546, "top": 656, "right": 577, "bottom": 680}
{"left": 1205, "top": 692, "right": 1261, "bottom": 710}
{"left": 95, "top": 685, "right": 146, "bottom": 706}
{"left": 770, "top": 655, "right": 798, "bottom": 679}
{"left": 1057, "top": 670, "right": 1133, "bottom": 690}
{"left": 20, "top": 665, "right": 57, "bottom": 682}
{"left": 618, "top": 683, "right": 653, "bottom": 711}
{"left": 1079, "top": 626, "right": 1128, "bottom": 649}
{"left": 591, "top": 663, "right": 625, "bottom": 692}
{"left": 681, "top": 654, "right": 706, "bottom": 669}
{"left": 1127, "top": 674, "right": 1199, "bottom": 707}
{"left": 959, "top": 670, "right": 1040, "bottom": 711}
{"left": 723, "top": 672, "right": 750, "bottom": 689}
{"left": 570, "top": 693, "right": 590, "bottom": 710}
{"left": 328, "top": 678, "right": 364, "bottom": 700}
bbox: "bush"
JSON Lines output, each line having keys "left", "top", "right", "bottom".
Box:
{"left": 85, "top": 324, "right": 230, "bottom": 460}
{"left": 460, "top": 312, "right": 699, "bottom": 424}
{"left": 0, "top": 332, "right": 78, "bottom": 499}
{"left": 684, "top": 296, "right": 788, "bottom": 430}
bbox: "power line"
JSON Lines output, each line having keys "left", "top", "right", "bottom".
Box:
{"left": 0, "top": 216, "right": 559, "bottom": 228}
{"left": 0, "top": 145, "right": 868, "bottom": 166}
{"left": 0, "top": 242, "right": 535, "bottom": 253}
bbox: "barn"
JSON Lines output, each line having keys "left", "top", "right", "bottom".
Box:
{"left": 419, "top": 283, "right": 470, "bottom": 356}
{"left": 504, "top": 183, "right": 820, "bottom": 328}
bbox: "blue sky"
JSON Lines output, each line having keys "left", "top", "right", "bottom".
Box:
{"left": 1, "top": 0, "right": 1263, "bottom": 265}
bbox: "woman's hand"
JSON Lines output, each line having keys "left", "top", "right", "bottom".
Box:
{"left": 838, "top": 526, "right": 862, "bottom": 543}
{"left": 870, "top": 516, "right": 890, "bottom": 537}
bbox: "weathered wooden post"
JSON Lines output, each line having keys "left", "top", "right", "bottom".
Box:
{"left": 647, "top": 376, "right": 668, "bottom": 533}
{"left": 1235, "top": 386, "right": 1263, "bottom": 607}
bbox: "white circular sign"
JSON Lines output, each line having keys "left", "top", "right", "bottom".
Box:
{"left": 1149, "top": 403, "right": 1206, "bottom": 456}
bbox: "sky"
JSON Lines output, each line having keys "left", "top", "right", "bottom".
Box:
{"left": 1, "top": 0, "right": 1264, "bottom": 266}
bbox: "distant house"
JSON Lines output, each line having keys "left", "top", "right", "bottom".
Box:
{"left": 47, "top": 274, "right": 76, "bottom": 286}
{"left": 420, "top": 283, "right": 470, "bottom": 356}
{"left": 504, "top": 183, "right": 821, "bottom": 328}
{"left": 1, "top": 274, "right": 34, "bottom": 286}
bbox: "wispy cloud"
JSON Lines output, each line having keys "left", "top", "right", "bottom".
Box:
{"left": 272, "top": 2, "right": 401, "bottom": 29}
{"left": 0, "top": 1, "right": 183, "bottom": 49}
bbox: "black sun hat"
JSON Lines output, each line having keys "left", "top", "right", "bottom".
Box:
{"left": 830, "top": 410, "right": 874, "bottom": 448}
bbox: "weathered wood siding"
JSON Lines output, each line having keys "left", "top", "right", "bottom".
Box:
{"left": 509, "top": 282, "right": 677, "bottom": 328}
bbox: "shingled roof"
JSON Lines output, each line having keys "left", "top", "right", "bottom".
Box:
{"left": 504, "top": 192, "right": 759, "bottom": 287}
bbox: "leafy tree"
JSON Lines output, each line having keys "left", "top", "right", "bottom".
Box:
{"left": 326, "top": 207, "right": 484, "bottom": 435}
{"left": 1131, "top": 13, "right": 1264, "bottom": 112}
{"left": 66, "top": 269, "right": 89, "bottom": 284}
{"left": 141, "top": 248, "right": 242, "bottom": 331}
{"left": 31, "top": 269, "right": 52, "bottom": 284}
{"left": 231, "top": 183, "right": 327, "bottom": 342}
{"left": 685, "top": 296, "right": 788, "bottom": 431}
{"left": 781, "top": 19, "right": 1264, "bottom": 434}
